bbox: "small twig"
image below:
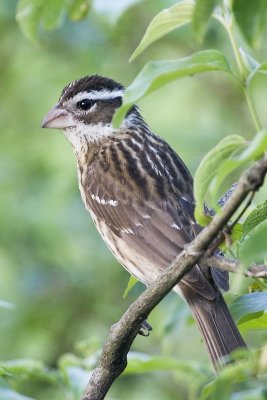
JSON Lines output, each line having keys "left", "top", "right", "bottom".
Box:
{"left": 203, "top": 254, "right": 267, "bottom": 279}
{"left": 226, "top": 191, "right": 256, "bottom": 233}
{"left": 246, "top": 264, "right": 267, "bottom": 279}
{"left": 81, "top": 154, "right": 267, "bottom": 400}
{"left": 206, "top": 189, "right": 256, "bottom": 256}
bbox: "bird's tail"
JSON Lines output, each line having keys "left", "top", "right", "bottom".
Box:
{"left": 182, "top": 288, "right": 246, "bottom": 370}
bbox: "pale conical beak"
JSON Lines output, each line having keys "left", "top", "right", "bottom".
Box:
{"left": 41, "top": 103, "right": 75, "bottom": 129}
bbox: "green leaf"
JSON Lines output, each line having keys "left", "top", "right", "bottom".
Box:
{"left": 247, "top": 59, "right": 267, "bottom": 83}
{"left": 16, "top": 0, "right": 90, "bottom": 40}
{"left": 123, "top": 275, "right": 138, "bottom": 298}
{"left": 233, "top": 0, "right": 267, "bottom": 49}
{"left": 93, "top": 0, "right": 145, "bottom": 24}
{"left": 0, "top": 358, "right": 55, "bottom": 383}
{"left": 64, "top": 366, "right": 89, "bottom": 396}
{"left": 192, "top": 0, "right": 218, "bottom": 41}
{"left": 40, "top": 0, "right": 64, "bottom": 31}
{"left": 230, "top": 222, "right": 243, "bottom": 242}
{"left": 231, "top": 388, "right": 267, "bottom": 400}
{"left": 239, "top": 220, "right": 267, "bottom": 265}
{"left": 0, "top": 387, "right": 34, "bottom": 400}
{"left": 233, "top": 129, "right": 267, "bottom": 162}
{"left": 1, "top": 358, "right": 45, "bottom": 375}
{"left": 16, "top": 0, "right": 44, "bottom": 42}
{"left": 200, "top": 355, "right": 252, "bottom": 400}
{"left": 58, "top": 353, "right": 82, "bottom": 370}
{"left": 113, "top": 50, "right": 232, "bottom": 127}
{"left": 16, "top": 0, "right": 64, "bottom": 41}
{"left": 0, "top": 366, "right": 12, "bottom": 377}
{"left": 126, "top": 352, "right": 210, "bottom": 375}
{"left": 243, "top": 200, "right": 267, "bottom": 238}
{"left": 239, "top": 48, "right": 260, "bottom": 76}
{"left": 67, "top": 0, "right": 91, "bottom": 21}
{"left": 256, "top": 60, "right": 267, "bottom": 75}
{"left": 194, "top": 135, "right": 245, "bottom": 225}
{"left": 194, "top": 130, "right": 267, "bottom": 225}
{"left": 130, "top": 1, "right": 194, "bottom": 62}
{"left": 238, "top": 311, "right": 267, "bottom": 332}
{"left": 75, "top": 337, "right": 101, "bottom": 357}
{"left": 229, "top": 292, "right": 267, "bottom": 322}
{"left": 209, "top": 130, "right": 267, "bottom": 207}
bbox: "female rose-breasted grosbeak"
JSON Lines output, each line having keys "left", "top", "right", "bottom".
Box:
{"left": 42, "top": 75, "right": 246, "bottom": 369}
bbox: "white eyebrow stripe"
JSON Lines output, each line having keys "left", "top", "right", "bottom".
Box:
{"left": 71, "top": 90, "right": 124, "bottom": 103}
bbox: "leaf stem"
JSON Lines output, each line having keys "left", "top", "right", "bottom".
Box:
{"left": 226, "top": 17, "right": 247, "bottom": 81}
{"left": 219, "top": 8, "right": 262, "bottom": 132}
{"left": 244, "top": 87, "right": 261, "bottom": 132}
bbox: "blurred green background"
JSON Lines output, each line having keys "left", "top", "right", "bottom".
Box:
{"left": 1, "top": 0, "right": 267, "bottom": 399}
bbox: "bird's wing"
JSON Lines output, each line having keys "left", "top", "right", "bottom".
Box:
{"left": 83, "top": 158, "right": 216, "bottom": 300}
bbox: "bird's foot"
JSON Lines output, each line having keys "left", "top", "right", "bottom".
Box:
{"left": 139, "top": 320, "right": 152, "bottom": 336}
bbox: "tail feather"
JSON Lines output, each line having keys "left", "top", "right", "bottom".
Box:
{"left": 182, "top": 289, "right": 246, "bottom": 370}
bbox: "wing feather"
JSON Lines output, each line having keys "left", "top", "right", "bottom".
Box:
{"left": 84, "top": 156, "right": 218, "bottom": 300}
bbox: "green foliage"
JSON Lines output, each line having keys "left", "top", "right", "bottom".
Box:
{"left": 113, "top": 50, "right": 232, "bottom": 127}
{"left": 194, "top": 130, "right": 267, "bottom": 224}
{"left": 123, "top": 275, "right": 138, "bottom": 299}
{"left": 230, "top": 292, "right": 267, "bottom": 322}
{"left": 130, "top": 1, "right": 194, "bottom": 62}
{"left": 192, "top": 0, "right": 219, "bottom": 41}
{"left": 126, "top": 352, "right": 211, "bottom": 376}
{"left": 67, "top": 0, "right": 91, "bottom": 21}
{"left": 16, "top": 0, "right": 91, "bottom": 42}
{"left": 237, "top": 312, "right": 267, "bottom": 332}
{"left": 199, "top": 351, "right": 259, "bottom": 400}
{"left": 0, "top": 384, "right": 34, "bottom": 400}
{"left": 194, "top": 135, "right": 245, "bottom": 224}
{"left": 233, "top": 0, "right": 267, "bottom": 49}
{"left": 247, "top": 58, "right": 267, "bottom": 83}
{"left": 243, "top": 200, "right": 267, "bottom": 237}
{"left": 239, "top": 220, "right": 267, "bottom": 265}
{"left": 2, "top": 0, "right": 267, "bottom": 398}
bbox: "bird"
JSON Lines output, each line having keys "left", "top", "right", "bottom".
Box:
{"left": 42, "top": 74, "right": 246, "bottom": 369}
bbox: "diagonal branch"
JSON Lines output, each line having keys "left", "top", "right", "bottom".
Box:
{"left": 81, "top": 154, "right": 267, "bottom": 400}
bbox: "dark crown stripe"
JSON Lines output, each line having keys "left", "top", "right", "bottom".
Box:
{"left": 60, "top": 74, "right": 124, "bottom": 103}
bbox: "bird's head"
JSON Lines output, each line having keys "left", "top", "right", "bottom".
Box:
{"left": 42, "top": 75, "right": 141, "bottom": 151}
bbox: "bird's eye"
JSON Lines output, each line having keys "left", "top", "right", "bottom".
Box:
{"left": 77, "top": 99, "right": 94, "bottom": 111}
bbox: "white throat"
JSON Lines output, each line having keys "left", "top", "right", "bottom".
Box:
{"left": 63, "top": 122, "right": 116, "bottom": 153}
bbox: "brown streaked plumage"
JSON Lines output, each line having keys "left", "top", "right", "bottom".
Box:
{"left": 42, "top": 75, "right": 246, "bottom": 369}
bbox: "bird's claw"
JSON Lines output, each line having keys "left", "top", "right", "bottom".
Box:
{"left": 139, "top": 320, "right": 152, "bottom": 336}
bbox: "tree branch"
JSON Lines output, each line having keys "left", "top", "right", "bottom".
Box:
{"left": 203, "top": 254, "right": 267, "bottom": 278}
{"left": 81, "top": 154, "right": 267, "bottom": 400}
